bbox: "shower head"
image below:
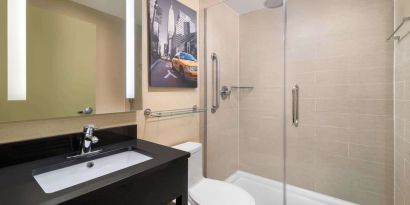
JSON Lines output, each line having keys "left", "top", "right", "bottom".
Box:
{"left": 264, "top": 0, "right": 283, "bottom": 8}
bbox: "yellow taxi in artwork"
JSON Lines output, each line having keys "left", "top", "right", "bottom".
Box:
{"left": 171, "top": 52, "right": 198, "bottom": 81}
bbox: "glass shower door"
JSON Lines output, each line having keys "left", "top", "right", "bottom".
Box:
{"left": 233, "top": 4, "right": 286, "bottom": 204}
{"left": 201, "top": 1, "right": 286, "bottom": 205}
{"left": 285, "top": 0, "right": 394, "bottom": 204}
{"left": 203, "top": 2, "right": 241, "bottom": 181}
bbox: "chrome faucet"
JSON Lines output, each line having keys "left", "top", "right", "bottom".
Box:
{"left": 81, "top": 124, "right": 99, "bottom": 154}
{"left": 67, "top": 124, "right": 101, "bottom": 159}
{"left": 66, "top": 125, "right": 101, "bottom": 159}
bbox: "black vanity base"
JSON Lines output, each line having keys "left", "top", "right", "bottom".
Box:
{"left": 63, "top": 158, "right": 188, "bottom": 205}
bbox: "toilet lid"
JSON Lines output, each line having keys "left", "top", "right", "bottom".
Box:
{"left": 189, "top": 179, "right": 255, "bottom": 205}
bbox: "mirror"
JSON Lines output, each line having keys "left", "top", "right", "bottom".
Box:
{"left": 0, "top": 0, "right": 142, "bottom": 123}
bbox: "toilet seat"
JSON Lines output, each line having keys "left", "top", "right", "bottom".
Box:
{"left": 189, "top": 178, "right": 255, "bottom": 205}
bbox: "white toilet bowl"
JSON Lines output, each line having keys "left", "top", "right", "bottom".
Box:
{"left": 173, "top": 142, "right": 255, "bottom": 205}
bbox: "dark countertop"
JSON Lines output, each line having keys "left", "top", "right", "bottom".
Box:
{"left": 0, "top": 139, "right": 190, "bottom": 205}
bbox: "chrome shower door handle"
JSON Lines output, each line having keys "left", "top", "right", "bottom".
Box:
{"left": 211, "top": 52, "right": 220, "bottom": 113}
{"left": 292, "top": 85, "right": 299, "bottom": 127}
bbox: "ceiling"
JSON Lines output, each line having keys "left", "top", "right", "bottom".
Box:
{"left": 70, "top": 0, "right": 142, "bottom": 24}
{"left": 224, "top": 0, "right": 268, "bottom": 14}
{"left": 71, "top": 0, "right": 126, "bottom": 19}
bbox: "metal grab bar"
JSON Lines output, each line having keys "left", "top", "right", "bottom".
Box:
{"left": 292, "top": 85, "right": 299, "bottom": 127}
{"left": 211, "top": 53, "right": 220, "bottom": 113}
{"left": 231, "top": 86, "right": 254, "bottom": 90}
{"left": 387, "top": 16, "right": 410, "bottom": 41}
{"left": 144, "top": 105, "right": 206, "bottom": 118}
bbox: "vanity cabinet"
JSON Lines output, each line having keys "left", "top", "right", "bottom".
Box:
{"left": 0, "top": 125, "right": 189, "bottom": 205}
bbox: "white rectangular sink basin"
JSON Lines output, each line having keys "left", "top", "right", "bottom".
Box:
{"left": 33, "top": 150, "right": 152, "bottom": 193}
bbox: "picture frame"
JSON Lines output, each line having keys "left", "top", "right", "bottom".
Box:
{"left": 148, "top": 0, "right": 198, "bottom": 88}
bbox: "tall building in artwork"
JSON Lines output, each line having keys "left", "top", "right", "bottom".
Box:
{"left": 150, "top": 0, "right": 162, "bottom": 61}
{"left": 167, "top": 2, "right": 175, "bottom": 57}
{"left": 164, "top": 0, "right": 197, "bottom": 59}
{"left": 171, "top": 10, "right": 197, "bottom": 58}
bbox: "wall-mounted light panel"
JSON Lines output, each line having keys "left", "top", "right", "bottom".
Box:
{"left": 7, "top": 0, "right": 27, "bottom": 101}
{"left": 126, "top": 0, "right": 135, "bottom": 99}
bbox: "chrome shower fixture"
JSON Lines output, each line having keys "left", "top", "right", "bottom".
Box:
{"left": 264, "top": 0, "right": 283, "bottom": 8}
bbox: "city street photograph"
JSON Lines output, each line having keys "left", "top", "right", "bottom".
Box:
{"left": 148, "top": 0, "right": 198, "bottom": 88}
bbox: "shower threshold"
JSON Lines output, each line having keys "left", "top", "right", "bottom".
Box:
{"left": 226, "top": 171, "right": 358, "bottom": 205}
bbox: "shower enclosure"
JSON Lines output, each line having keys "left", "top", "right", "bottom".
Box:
{"left": 201, "top": 0, "right": 407, "bottom": 204}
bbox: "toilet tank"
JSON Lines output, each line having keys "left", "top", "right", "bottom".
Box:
{"left": 172, "top": 142, "right": 203, "bottom": 187}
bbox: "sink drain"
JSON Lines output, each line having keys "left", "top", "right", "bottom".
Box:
{"left": 86, "top": 162, "right": 94, "bottom": 168}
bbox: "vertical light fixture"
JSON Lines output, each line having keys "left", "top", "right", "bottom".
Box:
{"left": 126, "top": 0, "right": 135, "bottom": 100}
{"left": 7, "top": 0, "right": 27, "bottom": 101}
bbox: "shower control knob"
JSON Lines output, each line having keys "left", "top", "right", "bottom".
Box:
{"left": 220, "top": 86, "right": 231, "bottom": 100}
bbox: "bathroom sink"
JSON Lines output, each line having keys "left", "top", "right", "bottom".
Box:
{"left": 33, "top": 147, "right": 153, "bottom": 193}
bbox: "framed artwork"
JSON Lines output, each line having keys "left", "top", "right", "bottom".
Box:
{"left": 148, "top": 0, "right": 198, "bottom": 88}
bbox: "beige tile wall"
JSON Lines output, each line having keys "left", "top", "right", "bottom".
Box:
{"left": 199, "top": 0, "right": 224, "bottom": 10}
{"left": 0, "top": 112, "right": 136, "bottom": 144}
{"left": 286, "top": 0, "right": 394, "bottom": 204}
{"left": 238, "top": 8, "right": 285, "bottom": 181}
{"left": 394, "top": 0, "right": 410, "bottom": 204}
{"left": 136, "top": 0, "right": 201, "bottom": 147}
{"left": 204, "top": 2, "right": 240, "bottom": 180}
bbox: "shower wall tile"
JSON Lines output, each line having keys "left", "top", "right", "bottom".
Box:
{"left": 395, "top": 189, "right": 405, "bottom": 205}
{"left": 316, "top": 126, "right": 349, "bottom": 143}
{"left": 349, "top": 159, "right": 393, "bottom": 181}
{"left": 286, "top": 124, "right": 316, "bottom": 139}
{"left": 314, "top": 113, "right": 349, "bottom": 128}
{"left": 395, "top": 154, "right": 410, "bottom": 203}
{"left": 317, "top": 141, "right": 349, "bottom": 158}
{"left": 285, "top": 0, "right": 394, "bottom": 204}
{"left": 347, "top": 83, "right": 393, "bottom": 100}
{"left": 286, "top": 168, "right": 316, "bottom": 190}
{"left": 350, "top": 189, "right": 394, "bottom": 205}
{"left": 315, "top": 179, "right": 351, "bottom": 201}
{"left": 350, "top": 174, "right": 394, "bottom": 198}
{"left": 348, "top": 100, "right": 393, "bottom": 116}
{"left": 394, "top": 0, "right": 410, "bottom": 199}
{"left": 314, "top": 85, "right": 349, "bottom": 99}
{"left": 348, "top": 129, "right": 393, "bottom": 148}
{"left": 347, "top": 115, "right": 393, "bottom": 131}
{"left": 349, "top": 144, "right": 393, "bottom": 165}
{"left": 315, "top": 154, "right": 350, "bottom": 172}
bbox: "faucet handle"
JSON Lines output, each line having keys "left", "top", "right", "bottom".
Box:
{"left": 84, "top": 124, "right": 96, "bottom": 129}
{"left": 84, "top": 125, "right": 99, "bottom": 131}
{"left": 90, "top": 136, "right": 99, "bottom": 144}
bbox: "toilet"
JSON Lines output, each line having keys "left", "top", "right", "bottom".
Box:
{"left": 173, "top": 142, "right": 255, "bottom": 205}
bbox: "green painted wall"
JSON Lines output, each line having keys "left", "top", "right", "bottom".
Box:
{"left": 0, "top": 3, "right": 96, "bottom": 122}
